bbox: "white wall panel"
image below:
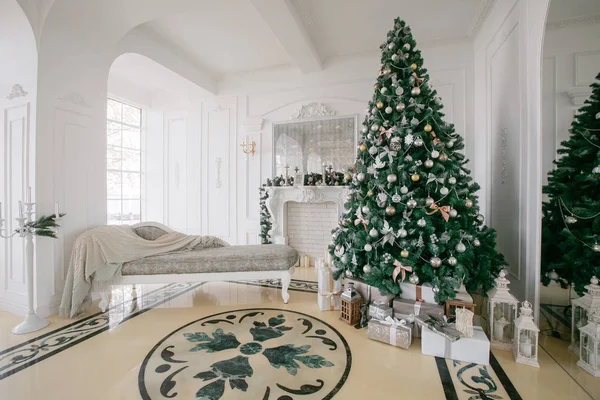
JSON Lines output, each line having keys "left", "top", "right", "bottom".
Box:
{"left": 207, "top": 107, "right": 231, "bottom": 239}
{"left": 165, "top": 116, "right": 188, "bottom": 232}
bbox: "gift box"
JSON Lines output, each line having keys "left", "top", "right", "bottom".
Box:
{"left": 369, "top": 301, "right": 393, "bottom": 320}
{"left": 398, "top": 282, "right": 438, "bottom": 304}
{"left": 393, "top": 298, "right": 444, "bottom": 338}
{"left": 367, "top": 316, "right": 412, "bottom": 349}
{"left": 317, "top": 266, "right": 342, "bottom": 311}
{"left": 344, "top": 277, "right": 394, "bottom": 306}
{"left": 421, "top": 325, "right": 490, "bottom": 365}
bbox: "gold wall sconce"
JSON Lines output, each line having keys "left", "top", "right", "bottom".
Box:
{"left": 240, "top": 136, "right": 256, "bottom": 156}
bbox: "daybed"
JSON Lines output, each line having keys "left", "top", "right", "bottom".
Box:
{"left": 98, "top": 222, "right": 298, "bottom": 311}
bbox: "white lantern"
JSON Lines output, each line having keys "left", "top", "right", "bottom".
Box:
{"left": 487, "top": 270, "right": 519, "bottom": 350}
{"left": 570, "top": 276, "right": 600, "bottom": 355}
{"left": 513, "top": 301, "right": 540, "bottom": 367}
{"left": 577, "top": 308, "right": 600, "bottom": 377}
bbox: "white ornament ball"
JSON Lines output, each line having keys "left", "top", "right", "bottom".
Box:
{"left": 424, "top": 159, "right": 434, "bottom": 168}
{"left": 440, "top": 187, "right": 449, "bottom": 195}
{"left": 425, "top": 197, "right": 434, "bottom": 206}
{"left": 417, "top": 218, "right": 426, "bottom": 227}
{"left": 400, "top": 186, "right": 409, "bottom": 194}
{"left": 409, "top": 273, "right": 419, "bottom": 285}
{"left": 388, "top": 42, "right": 395, "bottom": 50}
{"left": 362, "top": 127, "right": 369, "bottom": 134}
{"left": 369, "top": 228, "right": 379, "bottom": 238}
{"left": 456, "top": 242, "right": 466, "bottom": 253}
{"left": 369, "top": 146, "right": 378, "bottom": 155}
{"left": 398, "top": 228, "right": 408, "bottom": 238}
{"left": 396, "top": 87, "right": 404, "bottom": 96}
{"left": 380, "top": 87, "right": 388, "bottom": 94}
{"left": 594, "top": 243, "right": 600, "bottom": 252}
{"left": 363, "top": 264, "right": 372, "bottom": 274}
{"left": 387, "top": 174, "right": 398, "bottom": 183}
{"left": 407, "top": 199, "right": 417, "bottom": 208}
{"left": 385, "top": 106, "right": 393, "bottom": 114}
{"left": 446, "top": 140, "right": 455, "bottom": 148}
{"left": 448, "top": 256, "right": 458, "bottom": 266}
{"left": 431, "top": 150, "right": 440, "bottom": 159}
{"left": 403, "top": 43, "right": 411, "bottom": 51}
{"left": 473, "top": 239, "right": 481, "bottom": 247}
{"left": 430, "top": 257, "right": 442, "bottom": 268}
{"left": 392, "top": 54, "right": 399, "bottom": 62}
{"left": 449, "top": 209, "right": 458, "bottom": 218}
{"left": 405, "top": 155, "right": 413, "bottom": 162}
{"left": 371, "top": 124, "right": 380, "bottom": 132}
{"left": 362, "top": 205, "right": 370, "bottom": 214}
{"left": 396, "top": 102, "right": 405, "bottom": 111}
{"left": 477, "top": 214, "right": 484, "bottom": 223}
{"left": 448, "top": 176, "right": 457, "bottom": 185}
{"left": 357, "top": 173, "right": 366, "bottom": 182}
{"left": 411, "top": 87, "right": 421, "bottom": 96}
{"left": 414, "top": 138, "right": 424, "bottom": 147}
{"left": 364, "top": 243, "right": 373, "bottom": 252}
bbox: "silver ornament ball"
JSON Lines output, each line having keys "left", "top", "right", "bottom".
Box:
{"left": 385, "top": 106, "right": 393, "bottom": 114}
{"left": 357, "top": 173, "right": 366, "bottom": 182}
{"left": 388, "top": 42, "right": 395, "bottom": 50}
{"left": 431, "top": 150, "right": 440, "bottom": 159}
{"left": 363, "top": 264, "right": 372, "bottom": 274}
{"left": 371, "top": 124, "right": 379, "bottom": 132}
{"left": 398, "top": 228, "right": 408, "bottom": 238}
{"left": 369, "top": 228, "right": 379, "bottom": 238}
{"left": 362, "top": 205, "right": 370, "bottom": 214}
{"left": 449, "top": 208, "right": 458, "bottom": 218}
{"left": 417, "top": 218, "right": 426, "bottom": 227}
{"left": 430, "top": 257, "right": 442, "bottom": 268}
{"left": 386, "top": 205, "right": 396, "bottom": 216}
{"left": 361, "top": 126, "right": 368, "bottom": 133}
{"left": 396, "top": 87, "right": 404, "bottom": 96}
{"left": 364, "top": 244, "right": 373, "bottom": 252}
{"left": 425, "top": 197, "right": 434, "bottom": 206}
{"left": 407, "top": 199, "right": 417, "bottom": 209}
{"left": 446, "top": 140, "right": 455, "bottom": 148}
{"left": 424, "top": 159, "right": 434, "bottom": 168}
{"left": 565, "top": 216, "right": 577, "bottom": 224}
{"left": 387, "top": 173, "right": 398, "bottom": 183}
{"left": 396, "top": 102, "right": 405, "bottom": 111}
{"left": 477, "top": 214, "right": 484, "bottom": 223}
{"left": 369, "top": 146, "right": 378, "bottom": 155}
{"left": 440, "top": 187, "right": 449, "bottom": 195}
{"left": 403, "top": 43, "right": 411, "bottom": 51}
{"left": 414, "top": 138, "right": 424, "bottom": 147}
{"left": 448, "top": 256, "right": 458, "bottom": 266}
{"left": 593, "top": 243, "right": 600, "bottom": 252}
{"left": 465, "top": 199, "right": 473, "bottom": 208}
{"left": 345, "top": 270, "right": 353, "bottom": 278}
{"left": 473, "top": 239, "right": 481, "bottom": 247}
{"left": 411, "top": 87, "right": 421, "bottom": 96}
{"left": 409, "top": 273, "right": 419, "bottom": 285}
{"left": 456, "top": 242, "right": 466, "bottom": 253}
{"left": 432, "top": 286, "right": 440, "bottom": 294}
{"left": 380, "top": 87, "right": 388, "bottom": 94}
{"left": 400, "top": 186, "right": 409, "bottom": 194}
{"left": 448, "top": 176, "right": 457, "bottom": 185}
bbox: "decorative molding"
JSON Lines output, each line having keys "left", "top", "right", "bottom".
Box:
{"left": 241, "top": 117, "right": 264, "bottom": 133}
{"left": 6, "top": 84, "right": 28, "bottom": 100}
{"left": 290, "top": 102, "right": 336, "bottom": 119}
{"left": 215, "top": 157, "right": 222, "bottom": 189}
{"left": 567, "top": 86, "right": 593, "bottom": 107}
{"left": 500, "top": 128, "right": 508, "bottom": 184}
{"left": 574, "top": 50, "right": 600, "bottom": 87}
{"left": 58, "top": 92, "right": 91, "bottom": 108}
{"left": 546, "top": 14, "right": 600, "bottom": 31}
{"left": 467, "top": 0, "right": 497, "bottom": 38}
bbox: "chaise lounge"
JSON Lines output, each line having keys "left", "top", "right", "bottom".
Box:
{"left": 98, "top": 222, "right": 299, "bottom": 311}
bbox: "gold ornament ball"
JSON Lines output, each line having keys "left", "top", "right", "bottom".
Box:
{"left": 385, "top": 205, "right": 396, "bottom": 216}
{"left": 376, "top": 101, "right": 384, "bottom": 109}
{"left": 439, "top": 153, "right": 448, "bottom": 162}
{"left": 359, "top": 144, "right": 368, "bottom": 152}
{"left": 401, "top": 249, "right": 409, "bottom": 258}
{"left": 465, "top": 199, "right": 473, "bottom": 208}
{"left": 396, "top": 103, "right": 406, "bottom": 112}
{"left": 411, "top": 63, "right": 417, "bottom": 71}
{"left": 367, "top": 190, "right": 374, "bottom": 197}
{"left": 411, "top": 173, "right": 420, "bottom": 182}
{"left": 344, "top": 173, "right": 352, "bottom": 181}
{"left": 424, "top": 124, "right": 432, "bottom": 133}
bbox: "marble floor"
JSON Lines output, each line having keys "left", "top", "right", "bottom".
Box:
{"left": 0, "top": 269, "right": 597, "bottom": 400}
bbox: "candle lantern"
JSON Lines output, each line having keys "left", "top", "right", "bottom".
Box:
{"left": 513, "top": 301, "right": 540, "bottom": 367}
{"left": 340, "top": 282, "right": 363, "bottom": 325}
{"left": 487, "top": 270, "right": 519, "bottom": 350}
{"left": 577, "top": 308, "right": 600, "bottom": 377}
{"left": 570, "top": 276, "right": 600, "bottom": 355}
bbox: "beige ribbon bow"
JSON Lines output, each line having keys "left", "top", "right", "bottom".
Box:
{"left": 392, "top": 259, "right": 413, "bottom": 282}
{"left": 428, "top": 203, "right": 450, "bottom": 222}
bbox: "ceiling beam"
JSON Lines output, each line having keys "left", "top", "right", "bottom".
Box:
{"left": 117, "top": 26, "right": 218, "bottom": 95}
{"left": 250, "top": 0, "right": 322, "bottom": 73}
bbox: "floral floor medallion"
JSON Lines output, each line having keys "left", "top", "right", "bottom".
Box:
{"left": 139, "top": 308, "right": 351, "bottom": 400}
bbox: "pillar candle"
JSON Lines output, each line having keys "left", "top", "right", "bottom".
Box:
{"left": 18, "top": 201, "right": 23, "bottom": 219}
{"left": 304, "top": 255, "right": 310, "bottom": 268}
{"left": 520, "top": 336, "right": 532, "bottom": 357}
{"left": 26, "top": 187, "right": 31, "bottom": 203}
{"left": 493, "top": 321, "right": 504, "bottom": 341}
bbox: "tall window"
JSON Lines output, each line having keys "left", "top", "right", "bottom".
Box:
{"left": 107, "top": 98, "right": 142, "bottom": 225}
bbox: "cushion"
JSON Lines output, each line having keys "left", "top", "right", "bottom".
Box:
{"left": 122, "top": 244, "right": 298, "bottom": 275}
{"left": 133, "top": 226, "right": 169, "bottom": 241}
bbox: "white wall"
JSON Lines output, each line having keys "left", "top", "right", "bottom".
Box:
{"left": 0, "top": 0, "right": 38, "bottom": 315}
{"left": 473, "top": 0, "right": 550, "bottom": 317}
{"left": 215, "top": 42, "right": 475, "bottom": 246}
{"left": 542, "top": 23, "right": 600, "bottom": 187}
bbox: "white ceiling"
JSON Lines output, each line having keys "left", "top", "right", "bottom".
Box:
{"left": 547, "top": 0, "right": 600, "bottom": 25}
{"left": 293, "top": 0, "right": 484, "bottom": 59}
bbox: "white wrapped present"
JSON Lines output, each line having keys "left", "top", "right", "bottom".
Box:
{"left": 421, "top": 325, "right": 490, "bottom": 365}
{"left": 317, "top": 265, "right": 342, "bottom": 311}
{"left": 399, "top": 282, "right": 438, "bottom": 304}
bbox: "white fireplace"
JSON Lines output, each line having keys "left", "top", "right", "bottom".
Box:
{"left": 265, "top": 186, "right": 349, "bottom": 263}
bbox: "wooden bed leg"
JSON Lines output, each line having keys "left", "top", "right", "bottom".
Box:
{"left": 99, "top": 291, "right": 110, "bottom": 312}
{"left": 281, "top": 267, "right": 294, "bottom": 304}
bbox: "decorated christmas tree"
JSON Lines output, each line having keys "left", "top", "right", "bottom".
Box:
{"left": 330, "top": 17, "right": 506, "bottom": 303}
{"left": 541, "top": 73, "right": 600, "bottom": 294}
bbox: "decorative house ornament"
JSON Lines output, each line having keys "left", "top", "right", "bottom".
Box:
{"left": 290, "top": 102, "right": 336, "bottom": 119}
{"left": 340, "top": 282, "right": 363, "bottom": 325}
{"left": 513, "top": 301, "right": 540, "bottom": 367}
{"left": 6, "top": 84, "right": 28, "bottom": 100}
{"left": 571, "top": 276, "right": 600, "bottom": 354}
{"left": 578, "top": 308, "right": 600, "bottom": 377}
{"left": 487, "top": 270, "right": 519, "bottom": 350}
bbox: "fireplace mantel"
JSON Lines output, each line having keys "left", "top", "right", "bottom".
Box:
{"left": 265, "top": 186, "right": 349, "bottom": 244}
